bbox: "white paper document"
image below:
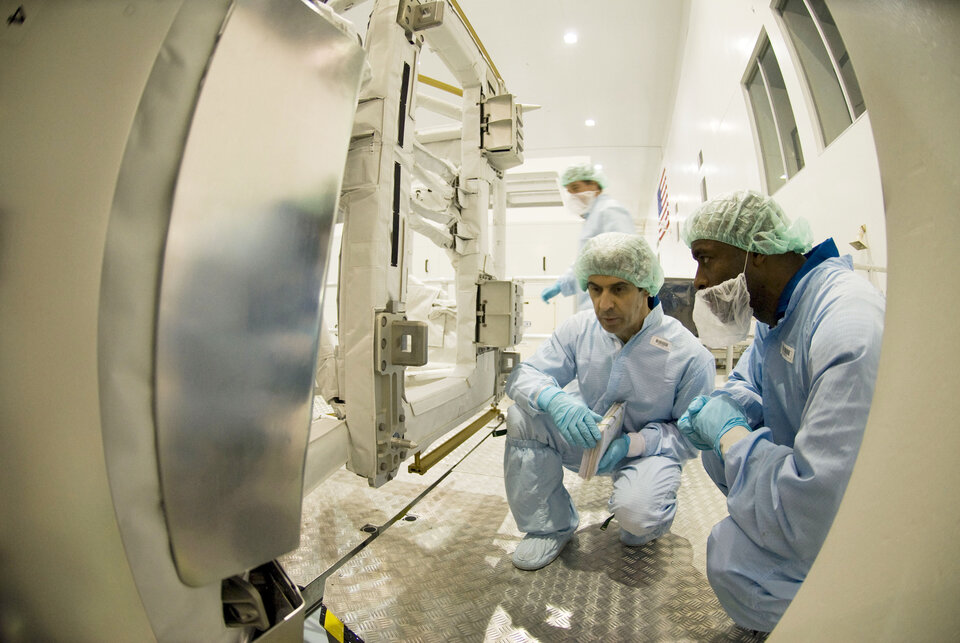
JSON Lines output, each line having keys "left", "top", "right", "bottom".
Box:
{"left": 579, "top": 402, "right": 625, "bottom": 480}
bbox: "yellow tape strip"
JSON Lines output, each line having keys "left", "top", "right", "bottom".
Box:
{"left": 418, "top": 74, "right": 463, "bottom": 97}
{"left": 448, "top": 0, "right": 502, "bottom": 83}
{"left": 324, "top": 608, "right": 345, "bottom": 641}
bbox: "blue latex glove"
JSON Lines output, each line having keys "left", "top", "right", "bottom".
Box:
{"left": 597, "top": 435, "right": 630, "bottom": 474}
{"left": 541, "top": 283, "right": 562, "bottom": 303}
{"left": 541, "top": 390, "right": 602, "bottom": 448}
{"left": 678, "top": 394, "right": 751, "bottom": 457}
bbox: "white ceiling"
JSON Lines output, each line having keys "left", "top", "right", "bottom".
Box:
{"left": 343, "top": 0, "right": 691, "bottom": 220}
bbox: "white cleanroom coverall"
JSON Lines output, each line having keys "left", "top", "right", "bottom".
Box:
{"left": 701, "top": 247, "right": 885, "bottom": 632}
{"left": 504, "top": 304, "right": 715, "bottom": 544}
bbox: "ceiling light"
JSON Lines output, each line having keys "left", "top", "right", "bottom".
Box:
{"left": 584, "top": 119, "right": 596, "bottom": 127}
{"left": 563, "top": 31, "right": 578, "bottom": 44}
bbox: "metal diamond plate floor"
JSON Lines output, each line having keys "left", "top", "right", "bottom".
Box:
{"left": 281, "top": 414, "right": 766, "bottom": 642}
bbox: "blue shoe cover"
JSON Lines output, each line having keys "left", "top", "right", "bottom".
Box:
{"left": 620, "top": 523, "right": 666, "bottom": 546}
{"left": 512, "top": 530, "right": 574, "bottom": 571}
{"left": 620, "top": 529, "right": 651, "bottom": 546}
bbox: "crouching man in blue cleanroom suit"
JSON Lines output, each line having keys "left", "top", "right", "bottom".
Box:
{"left": 504, "top": 232, "right": 715, "bottom": 571}
{"left": 540, "top": 163, "right": 635, "bottom": 311}
{"left": 677, "top": 191, "right": 885, "bottom": 632}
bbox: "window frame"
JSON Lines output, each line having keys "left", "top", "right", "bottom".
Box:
{"left": 741, "top": 31, "right": 805, "bottom": 194}
{"left": 773, "top": 0, "right": 866, "bottom": 148}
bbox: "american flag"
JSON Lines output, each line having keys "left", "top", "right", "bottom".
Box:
{"left": 656, "top": 169, "right": 670, "bottom": 244}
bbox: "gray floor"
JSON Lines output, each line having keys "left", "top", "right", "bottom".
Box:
{"left": 281, "top": 416, "right": 765, "bottom": 642}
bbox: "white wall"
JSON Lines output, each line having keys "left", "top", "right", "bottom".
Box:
{"left": 503, "top": 208, "right": 585, "bottom": 358}
{"left": 503, "top": 210, "right": 583, "bottom": 278}
{"left": 654, "top": 0, "right": 886, "bottom": 292}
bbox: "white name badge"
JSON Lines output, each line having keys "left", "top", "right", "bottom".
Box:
{"left": 780, "top": 342, "right": 796, "bottom": 364}
{"left": 651, "top": 336, "right": 672, "bottom": 352}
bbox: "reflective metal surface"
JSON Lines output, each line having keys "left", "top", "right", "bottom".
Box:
{"left": 155, "top": 0, "right": 366, "bottom": 586}
{"left": 99, "top": 2, "right": 249, "bottom": 639}
{"left": 283, "top": 424, "right": 765, "bottom": 642}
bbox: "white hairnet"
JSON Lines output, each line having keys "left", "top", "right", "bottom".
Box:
{"left": 561, "top": 163, "right": 607, "bottom": 189}
{"left": 575, "top": 232, "right": 664, "bottom": 296}
{"left": 681, "top": 190, "right": 813, "bottom": 255}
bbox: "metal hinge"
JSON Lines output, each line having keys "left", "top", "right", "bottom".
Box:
{"left": 397, "top": 0, "right": 444, "bottom": 32}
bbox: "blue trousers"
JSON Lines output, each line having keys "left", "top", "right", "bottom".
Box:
{"left": 503, "top": 404, "right": 681, "bottom": 544}
{"left": 702, "top": 451, "right": 808, "bottom": 632}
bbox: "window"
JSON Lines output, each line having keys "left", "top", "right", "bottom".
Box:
{"left": 698, "top": 151, "right": 707, "bottom": 202}
{"left": 744, "top": 35, "right": 804, "bottom": 193}
{"left": 777, "top": 0, "right": 865, "bottom": 146}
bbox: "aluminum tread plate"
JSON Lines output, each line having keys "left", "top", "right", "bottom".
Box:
{"left": 283, "top": 427, "right": 766, "bottom": 642}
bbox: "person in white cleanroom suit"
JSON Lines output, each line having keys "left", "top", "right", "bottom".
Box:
{"left": 505, "top": 232, "right": 715, "bottom": 570}
{"left": 678, "top": 190, "right": 885, "bottom": 632}
{"left": 540, "top": 163, "right": 635, "bottom": 311}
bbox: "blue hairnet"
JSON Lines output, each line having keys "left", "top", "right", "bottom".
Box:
{"left": 561, "top": 163, "right": 607, "bottom": 189}
{"left": 681, "top": 190, "right": 814, "bottom": 255}
{"left": 575, "top": 232, "right": 664, "bottom": 295}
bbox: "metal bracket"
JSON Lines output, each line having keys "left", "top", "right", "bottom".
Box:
{"left": 376, "top": 316, "right": 428, "bottom": 370}
{"left": 496, "top": 351, "right": 520, "bottom": 398}
{"left": 476, "top": 279, "right": 524, "bottom": 348}
{"left": 222, "top": 576, "right": 269, "bottom": 630}
{"left": 480, "top": 93, "right": 524, "bottom": 170}
{"left": 222, "top": 561, "right": 304, "bottom": 637}
{"left": 499, "top": 351, "right": 520, "bottom": 374}
{"left": 371, "top": 309, "right": 426, "bottom": 486}
{"left": 397, "top": 0, "right": 444, "bottom": 32}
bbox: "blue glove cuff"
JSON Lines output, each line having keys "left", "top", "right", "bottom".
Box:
{"left": 597, "top": 435, "right": 630, "bottom": 474}
{"left": 713, "top": 419, "right": 751, "bottom": 459}
{"left": 541, "top": 283, "right": 562, "bottom": 302}
{"left": 537, "top": 386, "right": 564, "bottom": 411}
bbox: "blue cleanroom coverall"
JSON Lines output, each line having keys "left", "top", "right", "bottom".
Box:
{"left": 701, "top": 243, "right": 885, "bottom": 631}
{"left": 504, "top": 304, "right": 715, "bottom": 544}
{"left": 557, "top": 194, "right": 635, "bottom": 310}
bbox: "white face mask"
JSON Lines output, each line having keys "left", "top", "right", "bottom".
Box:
{"left": 566, "top": 190, "right": 599, "bottom": 218}
{"left": 692, "top": 271, "right": 754, "bottom": 348}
